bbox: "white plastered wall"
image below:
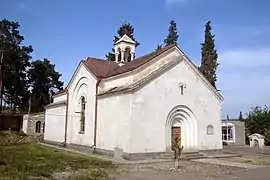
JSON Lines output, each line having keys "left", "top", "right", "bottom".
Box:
{"left": 66, "top": 63, "right": 97, "bottom": 146}
{"left": 44, "top": 105, "right": 66, "bottom": 143}
{"left": 128, "top": 51, "right": 222, "bottom": 153}
{"left": 96, "top": 94, "right": 131, "bottom": 152}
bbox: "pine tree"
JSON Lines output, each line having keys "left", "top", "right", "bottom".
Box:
{"left": 155, "top": 44, "right": 163, "bottom": 52}
{"left": 164, "top": 20, "right": 178, "bottom": 46}
{"left": 239, "top": 111, "right": 244, "bottom": 121}
{"left": 199, "top": 21, "right": 219, "bottom": 88}
{"left": 28, "top": 58, "right": 63, "bottom": 113}
{"left": 0, "top": 19, "right": 33, "bottom": 112}
{"left": 106, "top": 22, "right": 140, "bottom": 61}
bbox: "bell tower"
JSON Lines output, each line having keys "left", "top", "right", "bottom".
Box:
{"left": 114, "top": 34, "right": 136, "bottom": 64}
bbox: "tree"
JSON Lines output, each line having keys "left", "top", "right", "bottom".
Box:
{"left": 155, "top": 44, "right": 163, "bottom": 52}
{"left": 239, "top": 111, "right": 244, "bottom": 121}
{"left": 106, "top": 22, "right": 140, "bottom": 61}
{"left": 199, "top": 21, "right": 219, "bottom": 88}
{"left": 28, "top": 59, "right": 63, "bottom": 113}
{"left": 0, "top": 19, "right": 33, "bottom": 112}
{"left": 164, "top": 20, "right": 179, "bottom": 46}
{"left": 246, "top": 106, "right": 270, "bottom": 145}
{"left": 171, "top": 136, "right": 184, "bottom": 169}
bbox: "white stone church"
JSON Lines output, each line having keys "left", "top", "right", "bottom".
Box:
{"left": 44, "top": 35, "right": 224, "bottom": 159}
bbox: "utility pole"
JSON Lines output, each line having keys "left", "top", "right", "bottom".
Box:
{"left": 226, "top": 115, "right": 229, "bottom": 141}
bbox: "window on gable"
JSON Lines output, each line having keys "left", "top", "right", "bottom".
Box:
{"left": 207, "top": 125, "right": 214, "bottom": 135}
{"left": 36, "top": 121, "right": 41, "bottom": 133}
{"left": 80, "top": 97, "right": 86, "bottom": 133}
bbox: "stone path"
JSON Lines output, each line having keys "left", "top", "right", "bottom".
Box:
{"left": 40, "top": 143, "right": 173, "bottom": 164}
{"left": 193, "top": 158, "right": 265, "bottom": 169}
{"left": 41, "top": 143, "right": 241, "bottom": 164}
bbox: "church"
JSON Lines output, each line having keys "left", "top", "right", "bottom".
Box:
{"left": 44, "top": 34, "right": 224, "bottom": 159}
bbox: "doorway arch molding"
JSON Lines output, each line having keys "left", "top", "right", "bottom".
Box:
{"left": 165, "top": 105, "right": 198, "bottom": 152}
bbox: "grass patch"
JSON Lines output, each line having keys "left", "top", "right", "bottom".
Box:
{"left": 0, "top": 131, "right": 35, "bottom": 146}
{"left": 0, "top": 132, "right": 115, "bottom": 179}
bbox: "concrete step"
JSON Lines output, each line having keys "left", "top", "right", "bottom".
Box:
{"left": 159, "top": 152, "right": 207, "bottom": 160}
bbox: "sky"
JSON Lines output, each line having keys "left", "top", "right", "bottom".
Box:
{"left": 0, "top": 0, "right": 270, "bottom": 118}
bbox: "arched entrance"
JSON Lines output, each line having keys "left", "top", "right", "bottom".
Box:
{"left": 165, "top": 105, "right": 198, "bottom": 152}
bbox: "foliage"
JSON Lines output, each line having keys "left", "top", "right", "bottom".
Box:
{"left": 106, "top": 22, "right": 140, "bottom": 61}
{"left": 155, "top": 44, "right": 163, "bottom": 52}
{"left": 0, "top": 135, "right": 115, "bottom": 179}
{"left": 164, "top": 20, "right": 178, "bottom": 46}
{"left": 199, "top": 21, "right": 219, "bottom": 89}
{"left": 0, "top": 19, "right": 33, "bottom": 112}
{"left": 239, "top": 111, "right": 244, "bottom": 121}
{"left": 171, "top": 136, "right": 184, "bottom": 169}
{"left": 0, "top": 19, "right": 63, "bottom": 113}
{"left": 28, "top": 59, "right": 63, "bottom": 113}
{"left": 245, "top": 106, "right": 270, "bottom": 145}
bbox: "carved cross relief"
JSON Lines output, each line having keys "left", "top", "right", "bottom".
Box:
{"left": 178, "top": 82, "right": 186, "bottom": 95}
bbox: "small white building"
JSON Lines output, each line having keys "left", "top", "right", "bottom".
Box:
{"left": 44, "top": 35, "right": 224, "bottom": 159}
{"left": 221, "top": 119, "right": 246, "bottom": 145}
{"left": 249, "top": 133, "right": 265, "bottom": 148}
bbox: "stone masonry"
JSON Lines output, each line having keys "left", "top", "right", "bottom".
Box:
{"left": 22, "top": 112, "right": 45, "bottom": 136}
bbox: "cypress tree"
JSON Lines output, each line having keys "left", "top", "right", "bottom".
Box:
{"left": 155, "top": 44, "right": 163, "bottom": 52}
{"left": 106, "top": 22, "right": 140, "bottom": 61}
{"left": 239, "top": 111, "right": 244, "bottom": 121}
{"left": 199, "top": 21, "right": 219, "bottom": 88}
{"left": 164, "top": 20, "right": 179, "bottom": 46}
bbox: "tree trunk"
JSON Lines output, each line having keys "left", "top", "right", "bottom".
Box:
{"left": 174, "top": 159, "right": 178, "bottom": 169}
{"left": 0, "top": 51, "right": 3, "bottom": 113}
{"left": 28, "top": 95, "right": 31, "bottom": 114}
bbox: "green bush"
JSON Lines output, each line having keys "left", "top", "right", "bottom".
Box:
{"left": 246, "top": 106, "right": 270, "bottom": 146}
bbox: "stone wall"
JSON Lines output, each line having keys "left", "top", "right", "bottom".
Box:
{"left": 22, "top": 112, "right": 45, "bottom": 136}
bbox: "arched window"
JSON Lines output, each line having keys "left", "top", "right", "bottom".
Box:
{"left": 207, "top": 125, "right": 214, "bottom": 135}
{"left": 117, "top": 48, "right": 122, "bottom": 62}
{"left": 124, "top": 47, "right": 131, "bottom": 62}
{"left": 80, "top": 97, "right": 86, "bottom": 133}
{"left": 36, "top": 121, "right": 41, "bottom": 133}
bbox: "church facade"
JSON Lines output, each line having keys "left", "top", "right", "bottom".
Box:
{"left": 44, "top": 35, "right": 224, "bottom": 158}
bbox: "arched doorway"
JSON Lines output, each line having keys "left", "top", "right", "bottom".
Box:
{"left": 165, "top": 105, "right": 198, "bottom": 152}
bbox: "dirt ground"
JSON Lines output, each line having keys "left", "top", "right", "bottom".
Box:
{"left": 112, "top": 166, "right": 270, "bottom": 180}
{"left": 111, "top": 158, "right": 270, "bottom": 180}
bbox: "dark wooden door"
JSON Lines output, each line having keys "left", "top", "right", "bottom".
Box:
{"left": 171, "top": 126, "right": 181, "bottom": 147}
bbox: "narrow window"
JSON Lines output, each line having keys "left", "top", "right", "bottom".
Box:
{"left": 36, "top": 121, "right": 41, "bottom": 133}
{"left": 207, "top": 125, "right": 214, "bottom": 135}
{"left": 80, "top": 97, "right": 86, "bottom": 133}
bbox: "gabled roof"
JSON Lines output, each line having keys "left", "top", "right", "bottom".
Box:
{"left": 53, "top": 44, "right": 176, "bottom": 97}
{"left": 115, "top": 34, "right": 136, "bottom": 45}
{"left": 82, "top": 57, "right": 119, "bottom": 78}
{"left": 82, "top": 43, "right": 176, "bottom": 78}
{"left": 53, "top": 43, "right": 223, "bottom": 101}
